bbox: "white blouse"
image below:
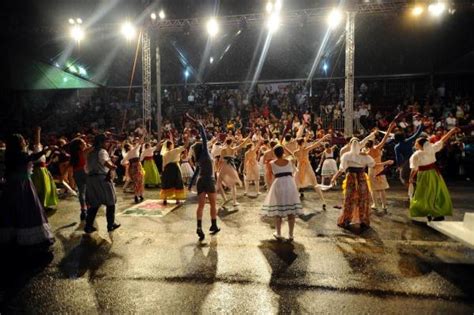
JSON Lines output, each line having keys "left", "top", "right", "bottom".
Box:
{"left": 163, "top": 147, "right": 185, "bottom": 167}
{"left": 339, "top": 152, "right": 375, "bottom": 171}
{"left": 409, "top": 141, "right": 444, "bottom": 171}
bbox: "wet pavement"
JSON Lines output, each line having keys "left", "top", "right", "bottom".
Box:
{"left": 1, "top": 182, "right": 474, "bottom": 314}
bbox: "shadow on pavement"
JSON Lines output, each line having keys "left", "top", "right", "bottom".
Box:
{"left": 0, "top": 246, "right": 54, "bottom": 313}
{"left": 397, "top": 245, "right": 474, "bottom": 300}
{"left": 259, "top": 240, "right": 309, "bottom": 314}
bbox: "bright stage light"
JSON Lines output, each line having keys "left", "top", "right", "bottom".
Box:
{"left": 76, "top": 18, "right": 83, "bottom": 24}
{"left": 70, "top": 25, "right": 85, "bottom": 42}
{"left": 412, "top": 5, "right": 424, "bottom": 16}
{"left": 266, "top": 13, "right": 280, "bottom": 33}
{"left": 266, "top": 2, "right": 273, "bottom": 13}
{"left": 428, "top": 2, "right": 446, "bottom": 16}
{"left": 159, "top": 10, "right": 166, "bottom": 20}
{"left": 323, "top": 63, "right": 328, "bottom": 72}
{"left": 209, "top": 57, "right": 214, "bottom": 64}
{"left": 327, "top": 8, "right": 343, "bottom": 29}
{"left": 206, "top": 18, "right": 219, "bottom": 37}
{"left": 184, "top": 69, "right": 190, "bottom": 78}
{"left": 274, "top": 0, "right": 282, "bottom": 12}
{"left": 121, "top": 21, "right": 136, "bottom": 40}
{"left": 68, "top": 18, "right": 75, "bottom": 25}
{"left": 150, "top": 12, "right": 157, "bottom": 20}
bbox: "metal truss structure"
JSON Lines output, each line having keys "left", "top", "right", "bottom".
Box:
{"left": 141, "top": 30, "right": 152, "bottom": 130}
{"left": 344, "top": 12, "right": 356, "bottom": 138}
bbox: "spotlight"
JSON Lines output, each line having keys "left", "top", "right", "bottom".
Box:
{"left": 206, "top": 18, "right": 219, "bottom": 37}
{"left": 70, "top": 25, "right": 85, "bottom": 42}
{"left": 209, "top": 57, "right": 214, "bottom": 64}
{"left": 327, "top": 8, "right": 343, "bottom": 29}
{"left": 184, "top": 69, "right": 190, "bottom": 79}
{"left": 266, "top": 2, "right": 273, "bottom": 13}
{"left": 274, "top": 0, "right": 282, "bottom": 12}
{"left": 428, "top": 2, "right": 446, "bottom": 16}
{"left": 323, "top": 63, "right": 328, "bottom": 73}
{"left": 151, "top": 12, "right": 157, "bottom": 20}
{"left": 76, "top": 18, "right": 83, "bottom": 24}
{"left": 121, "top": 21, "right": 136, "bottom": 40}
{"left": 412, "top": 5, "right": 424, "bottom": 16}
{"left": 266, "top": 13, "right": 280, "bottom": 34}
{"left": 159, "top": 9, "right": 165, "bottom": 20}
{"left": 68, "top": 18, "right": 75, "bottom": 25}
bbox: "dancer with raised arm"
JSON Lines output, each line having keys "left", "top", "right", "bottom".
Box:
{"left": 331, "top": 138, "right": 394, "bottom": 231}
{"left": 394, "top": 122, "right": 424, "bottom": 185}
{"left": 261, "top": 145, "right": 302, "bottom": 242}
{"left": 217, "top": 133, "right": 250, "bottom": 206}
{"left": 364, "top": 122, "right": 397, "bottom": 211}
{"left": 186, "top": 114, "right": 220, "bottom": 241}
{"left": 0, "top": 134, "right": 55, "bottom": 247}
{"left": 294, "top": 134, "right": 331, "bottom": 209}
{"left": 408, "top": 127, "right": 459, "bottom": 221}
{"left": 30, "top": 127, "right": 58, "bottom": 210}
{"left": 243, "top": 139, "right": 262, "bottom": 196}
{"left": 141, "top": 141, "right": 161, "bottom": 188}
{"left": 160, "top": 135, "right": 186, "bottom": 205}
{"left": 123, "top": 137, "right": 145, "bottom": 203}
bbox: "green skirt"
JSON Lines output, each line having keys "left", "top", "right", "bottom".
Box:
{"left": 31, "top": 166, "right": 59, "bottom": 208}
{"left": 143, "top": 159, "right": 161, "bottom": 186}
{"left": 409, "top": 169, "right": 453, "bottom": 217}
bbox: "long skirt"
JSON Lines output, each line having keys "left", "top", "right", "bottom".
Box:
{"left": 218, "top": 159, "right": 242, "bottom": 187}
{"left": 244, "top": 159, "right": 260, "bottom": 182}
{"left": 264, "top": 161, "right": 274, "bottom": 187}
{"left": 0, "top": 175, "right": 54, "bottom": 246}
{"left": 129, "top": 161, "right": 145, "bottom": 196}
{"left": 409, "top": 169, "right": 453, "bottom": 217}
{"left": 86, "top": 174, "right": 117, "bottom": 207}
{"left": 295, "top": 159, "right": 318, "bottom": 188}
{"left": 31, "top": 166, "right": 58, "bottom": 208}
{"left": 160, "top": 163, "right": 186, "bottom": 200}
{"left": 180, "top": 161, "right": 194, "bottom": 180}
{"left": 338, "top": 172, "right": 371, "bottom": 227}
{"left": 368, "top": 167, "right": 389, "bottom": 191}
{"left": 261, "top": 176, "right": 303, "bottom": 217}
{"left": 143, "top": 159, "right": 161, "bottom": 186}
{"left": 321, "top": 158, "right": 338, "bottom": 177}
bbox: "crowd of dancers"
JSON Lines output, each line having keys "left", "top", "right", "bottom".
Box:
{"left": 0, "top": 110, "right": 466, "bottom": 248}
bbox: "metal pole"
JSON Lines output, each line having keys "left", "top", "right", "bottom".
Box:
{"left": 156, "top": 45, "right": 162, "bottom": 142}
{"left": 142, "top": 30, "right": 152, "bottom": 133}
{"left": 344, "top": 11, "right": 355, "bottom": 137}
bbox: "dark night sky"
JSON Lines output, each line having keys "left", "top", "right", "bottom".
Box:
{"left": 1, "top": 0, "right": 473, "bottom": 86}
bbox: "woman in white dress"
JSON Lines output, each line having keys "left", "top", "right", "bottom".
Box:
{"left": 320, "top": 143, "right": 338, "bottom": 185}
{"left": 261, "top": 145, "right": 303, "bottom": 242}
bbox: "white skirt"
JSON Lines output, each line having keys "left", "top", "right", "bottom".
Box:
{"left": 321, "top": 158, "right": 338, "bottom": 176}
{"left": 180, "top": 161, "right": 194, "bottom": 179}
{"left": 261, "top": 175, "right": 303, "bottom": 217}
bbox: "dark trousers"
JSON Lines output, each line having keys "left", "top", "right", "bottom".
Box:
{"left": 85, "top": 205, "right": 115, "bottom": 229}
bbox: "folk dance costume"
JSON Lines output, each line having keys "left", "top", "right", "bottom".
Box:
{"left": 321, "top": 150, "right": 337, "bottom": 177}
{"left": 179, "top": 150, "right": 194, "bottom": 185}
{"left": 294, "top": 137, "right": 329, "bottom": 207}
{"left": 84, "top": 137, "right": 120, "bottom": 233}
{"left": 160, "top": 144, "right": 187, "bottom": 202}
{"left": 409, "top": 139, "right": 453, "bottom": 219}
{"left": 243, "top": 144, "right": 261, "bottom": 195}
{"left": 30, "top": 144, "right": 58, "bottom": 209}
{"left": 217, "top": 138, "right": 249, "bottom": 206}
{"left": 394, "top": 124, "right": 423, "bottom": 185}
{"left": 0, "top": 138, "right": 54, "bottom": 247}
{"left": 123, "top": 143, "right": 145, "bottom": 203}
{"left": 261, "top": 161, "right": 303, "bottom": 217}
{"left": 334, "top": 140, "right": 375, "bottom": 229}
{"left": 141, "top": 145, "right": 161, "bottom": 187}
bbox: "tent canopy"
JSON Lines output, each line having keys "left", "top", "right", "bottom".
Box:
{"left": 9, "top": 57, "right": 101, "bottom": 91}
